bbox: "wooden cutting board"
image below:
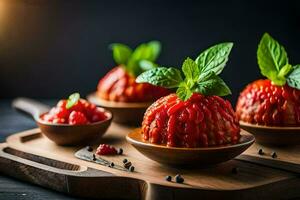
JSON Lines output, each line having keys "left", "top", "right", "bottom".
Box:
{"left": 1, "top": 123, "right": 300, "bottom": 200}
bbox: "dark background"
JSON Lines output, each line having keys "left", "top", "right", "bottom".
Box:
{"left": 0, "top": 0, "right": 300, "bottom": 104}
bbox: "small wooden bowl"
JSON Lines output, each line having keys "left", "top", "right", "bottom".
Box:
{"left": 126, "top": 128, "right": 255, "bottom": 166}
{"left": 12, "top": 98, "right": 113, "bottom": 146}
{"left": 240, "top": 121, "right": 300, "bottom": 146}
{"left": 87, "top": 92, "right": 152, "bottom": 125}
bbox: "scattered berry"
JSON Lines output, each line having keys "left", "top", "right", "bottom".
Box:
{"left": 110, "top": 162, "right": 115, "bottom": 167}
{"left": 258, "top": 148, "right": 264, "bottom": 155}
{"left": 92, "top": 154, "right": 96, "bottom": 161}
{"left": 123, "top": 158, "right": 128, "bottom": 164}
{"left": 175, "top": 174, "right": 184, "bottom": 183}
{"left": 86, "top": 146, "right": 93, "bottom": 152}
{"left": 96, "top": 144, "right": 118, "bottom": 155}
{"left": 271, "top": 152, "right": 277, "bottom": 158}
{"left": 165, "top": 175, "right": 172, "bottom": 182}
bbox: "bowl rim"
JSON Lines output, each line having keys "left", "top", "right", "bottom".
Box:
{"left": 126, "top": 128, "right": 255, "bottom": 151}
{"left": 239, "top": 121, "right": 300, "bottom": 130}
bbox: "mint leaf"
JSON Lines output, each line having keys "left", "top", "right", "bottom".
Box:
{"left": 257, "top": 33, "right": 289, "bottom": 82}
{"left": 176, "top": 82, "right": 192, "bottom": 101}
{"left": 287, "top": 65, "right": 300, "bottom": 90}
{"left": 147, "top": 41, "right": 161, "bottom": 61}
{"left": 66, "top": 93, "right": 80, "bottom": 109}
{"left": 139, "top": 60, "right": 157, "bottom": 71}
{"left": 182, "top": 57, "right": 200, "bottom": 81}
{"left": 194, "top": 72, "right": 231, "bottom": 96}
{"left": 195, "top": 43, "right": 233, "bottom": 80}
{"left": 110, "top": 43, "right": 132, "bottom": 65}
{"left": 136, "top": 67, "right": 183, "bottom": 88}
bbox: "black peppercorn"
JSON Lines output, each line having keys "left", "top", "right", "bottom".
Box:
{"left": 124, "top": 162, "right": 132, "bottom": 169}
{"left": 118, "top": 148, "right": 123, "bottom": 155}
{"left": 123, "top": 158, "right": 128, "bottom": 164}
{"left": 271, "top": 152, "right": 277, "bottom": 158}
{"left": 92, "top": 154, "right": 96, "bottom": 161}
{"left": 129, "top": 166, "right": 135, "bottom": 172}
{"left": 258, "top": 148, "right": 264, "bottom": 155}
{"left": 86, "top": 146, "right": 93, "bottom": 152}
{"left": 165, "top": 175, "right": 172, "bottom": 182}
{"left": 232, "top": 167, "right": 239, "bottom": 174}
{"left": 110, "top": 162, "right": 115, "bottom": 167}
{"left": 175, "top": 174, "right": 184, "bottom": 183}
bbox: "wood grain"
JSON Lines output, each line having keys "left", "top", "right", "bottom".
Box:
{"left": 1, "top": 124, "right": 300, "bottom": 199}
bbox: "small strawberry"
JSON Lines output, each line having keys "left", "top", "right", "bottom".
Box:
{"left": 97, "top": 41, "right": 170, "bottom": 102}
{"left": 96, "top": 144, "right": 117, "bottom": 155}
{"left": 68, "top": 111, "right": 88, "bottom": 125}
{"left": 236, "top": 33, "right": 300, "bottom": 126}
{"left": 137, "top": 42, "right": 240, "bottom": 147}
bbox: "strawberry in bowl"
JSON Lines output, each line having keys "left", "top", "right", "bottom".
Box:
{"left": 236, "top": 33, "right": 300, "bottom": 145}
{"left": 236, "top": 33, "right": 300, "bottom": 126}
{"left": 126, "top": 43, "right": 254, "bottom": 165}
{"left": 88, "top": 41, "right": 170, "bottom": 125}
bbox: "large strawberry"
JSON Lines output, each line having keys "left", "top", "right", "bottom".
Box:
{"left": 97, "top": 41, "right": 169, "bottom": 102}
{"left": 236, "top": 33, "right": 300, "bottom": 126}
{"left": 137, "top": 43, "right": 240, "bottom": 147}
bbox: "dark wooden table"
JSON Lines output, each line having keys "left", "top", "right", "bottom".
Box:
{"left": 0, "top": 100, "right": 85, "bottom": 200}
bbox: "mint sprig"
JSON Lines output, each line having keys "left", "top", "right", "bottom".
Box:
{"left": 110, "top": 41, "right": 161, "bottom": 77}
{"left": 66, "top": 93, "right": 80, "bottom": 109}
{"left": 136, "top": 43, "right": 233, "bottom": 101}
{"left": 257, "top": 33, "right": 300, "bottom": 89}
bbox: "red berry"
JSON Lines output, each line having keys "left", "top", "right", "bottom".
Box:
{"left": 96, "top": 144, "right": 117, "bottom": 155}
{"left": 91, "top": 108, "right": 107, "bottom": 122}
{"left": 52, "top": 117, "right": 66, "bottom": 124}
{"left": 68, "top": 111, "right": 88, "bottom": 125}
{"left": 236, "top": 79, "right": 300, "bottom": 126}
{"left": 142, "top": 93, "right": 240, "bottom": 148}
{"left": 57, "top": 99, "right": 67, "bottom": 108}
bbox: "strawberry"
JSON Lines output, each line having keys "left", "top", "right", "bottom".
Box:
{"left": 236, "top": 33, "right": 300, "bottom": 127}
{"left": 96, "top": 144, "right": 118, "bottom": 155}
{"left": 142, "top": 93, "right": 240, "bottom": 147}
{"left": 236, "top": 79, "right": 300, "bottom": 126}
{"left": 97, "top": 66, "right": 169, "bottom": 102}
{"left": 68, "top": 111, "right": 88, "bottom": 125}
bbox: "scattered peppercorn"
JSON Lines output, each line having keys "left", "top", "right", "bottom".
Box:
{"left": 86, "top": 146, "right": 93, "bottom": 152}
{"left": 165, "top": 175, "right": 172, "bottom": 182}
{"left": 258, "top": 148, "right": 264, "bottom": 155}
{"left": 118, "top": 148, "right": 123, "bottom": 155}
{"left": 92, "top": 154, "right": 96, "bottom": 161}
{"left": 232, "top": 167, "right": 239, "bottom": 174}
{"left": 123, "top": 158, "right": 128, "bottom": 164}
{"left": 110, "top": 162, "right": 115, "bottom": 167}
{"left": 124, "top": 161, "right": 132, "bottom": 169}
{"left": 175, "top": 174, "right": 184, "bottom": 183}
{"left": 129, "top": 166, "right": 135, "bottom": 172}
{"left": 271, "top": 152, "right": 277, "bottom": 158}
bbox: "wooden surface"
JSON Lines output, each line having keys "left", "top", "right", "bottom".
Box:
{"left": 2, "top": 124, "right": 300, "bottom": 199}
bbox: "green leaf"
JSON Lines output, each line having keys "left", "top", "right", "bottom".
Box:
{"left": 110, "top": 43, "right": 132, "bottom": 65}
{"left": 136, "top": 67, "right": 183, "bottom": 88}
{"left": 257, "top": 33, "right": 289, "bottom": 81}
{"left": 287, "top": 65, "right": 300, "bottom": 89}
{"left": 176, "top": 83, "right": 193, "bottom": 101}
{"left": 147, "top": 41, "right": 161, "bottom": 61}
{"left": 139, "top": 60, "right": 157, "bottom": 71}
{"left": 194, "top": 72, "right": 231, "bottom": 96}
{"left": 66, "top": 93, "right": 80, "bottom": 109}
{"left": 195, "top": 43, "right": 233, "bottom": 79}
{"left": 182, "top": 57, "right": 199, "bottom": 81}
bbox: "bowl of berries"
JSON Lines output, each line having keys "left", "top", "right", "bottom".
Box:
{"left": 126, "top": 43, "right": 255, "bottom": 165}
{"left": 88, "top": 41, "right": 170, "bottom": 125}
{"left": 12, "top": 93, "right": 112, "bottom": 145}
{"left": 236, "top": 33, "right": 300, "bottom": 145}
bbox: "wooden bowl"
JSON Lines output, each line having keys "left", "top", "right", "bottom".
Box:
{"left": 12, "top": 98, "right": 113, "bottom": 146}
{"left": 87, "top": 92, "right": 152, "bottom": 125}
{"left": 240, "top": 121, "right": 300, "bottom": 146}
{"left": 126, "top": 128, "right": 255, "bottom": 166}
